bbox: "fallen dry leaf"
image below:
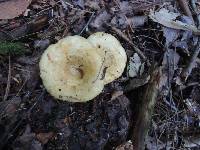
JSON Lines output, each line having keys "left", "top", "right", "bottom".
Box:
{"left": 127, "top": 53, "right": 144, "bottom": 78}
{"left": 36, "top": 132, "right": 55, "bottom": 144}
{"left": 149, "top": 8, "right": 200, "bottom": 33}
{"left": 90, "top": 10, "right": 111, "bottom": 29}
{"left": 0, "top": 0, "right": 32, "bottom": 19}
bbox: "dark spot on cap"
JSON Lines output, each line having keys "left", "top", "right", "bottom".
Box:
{"left": 100, "top": 67, "right": 108, "bottom": 80}
{"left": 59, "top": 89, "right": 61, "bottom": 91}
{"left": 76, "top": 68, "right": 84, "bottom": 79}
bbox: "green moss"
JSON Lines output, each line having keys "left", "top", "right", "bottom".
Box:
{"left": 0, "top": 41, "right": 28, "bottom": 55}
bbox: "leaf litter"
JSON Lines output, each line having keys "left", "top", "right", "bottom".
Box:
{"left": 1, "top": 0, "right": 200, "bottom": 149}
{"left": 149, "top": 8, "right": 200, "bottom": 33}
{"left": 0, "top": 0, "right": 32, "bottom": 19}
{"left": 127, "top": 53, "right": 144, "bottom": 78}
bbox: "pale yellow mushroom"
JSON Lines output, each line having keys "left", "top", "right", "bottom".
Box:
{"left": 39, "top": 35, "right": 104, "bottom": 102}
{"left": 88, "top": 32, "right": 127, "bottom": 84}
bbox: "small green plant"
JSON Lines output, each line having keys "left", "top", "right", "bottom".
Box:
{"left": 0, "top": 41, "right": 28, "bottom": 55}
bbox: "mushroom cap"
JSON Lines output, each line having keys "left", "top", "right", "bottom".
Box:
{"left": 88, "top": 32, "right": 127, "bottom": 84}
{"left": 39, "top": 35, "right": 104, "bottom": 102}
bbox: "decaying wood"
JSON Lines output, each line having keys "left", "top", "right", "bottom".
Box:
{"left": 132, "top": 67, "right": 162, "bottom": 150}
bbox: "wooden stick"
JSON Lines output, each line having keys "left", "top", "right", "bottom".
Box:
{"left": 132, "top": 67, "right": 162, "bottom": 150}
{"left": 177, "top": 0, "right": 200, "bottom": 81}
{"left": 181, "top": 40, "right": 200, "bottom": 81}
{"left": 177, "top": 0, "right": 194, "bottom": 23}
{"left": 109, "top": 26, "right": 147, "bottom": 62}
{"left": 3, "top": 56, "right": 11, "bottom": 101}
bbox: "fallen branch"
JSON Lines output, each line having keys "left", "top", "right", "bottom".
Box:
{"left": 132, "top": 66, "right": 162, "bottom": 150}
{"left": 180, "top": 40, "right": 200, "bottom": 81}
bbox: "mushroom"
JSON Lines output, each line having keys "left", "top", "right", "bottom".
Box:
{"left": 88, "top": 32, "right": 127, "bottom": 84}
{"left": 39, "top": 35, "right": 104, "bottom": 102}
{"left": 39, "top": 33, "right": 127, "bottom": 102}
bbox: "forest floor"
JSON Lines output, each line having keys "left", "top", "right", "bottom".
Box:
{"left": 0, "top": 0, "right": 200, "bottom": 150}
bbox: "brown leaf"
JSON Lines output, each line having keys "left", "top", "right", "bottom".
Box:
{"left": 36, "top": 132, "right": 55, "bottom": 144}
{"left": 0, "top": 0, "right": 32, "bottom": 19}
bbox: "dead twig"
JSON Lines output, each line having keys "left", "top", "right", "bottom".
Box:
{"left": 132, "top": 66, "right": 162, "bottom": 150}
{"left": 190, "top": 0, "right": 200, "bottom": 28}
{"left": 60, "top": 0, "right": 92, "bottom": 13}
{"left": 108, "top": 25, "right": 149, "bottom": 65}
{"left": 3, "top": 56, "right": 11, "bottom": 101}
{"left": 177, "top": 0, "right": 200, "bottom": 81}
{"left": 184, "top": 135, "right": 200, "bottom": 148}
{"left": 180, "top": 40, "right": 200, "bottom": 81}
{"left": 196, "top": 57, "right": 200, "bottom": 65}
{"left": 79, "top": 12, "right": 94, "bottom": 35}
{"left": 177, "top": 0, "right": 194, "bottom": 23}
